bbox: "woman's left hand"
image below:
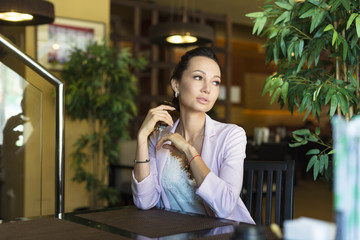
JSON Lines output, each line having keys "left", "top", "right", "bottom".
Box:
{"left": 156, "top": 133, "right": 193, "bottom": 157}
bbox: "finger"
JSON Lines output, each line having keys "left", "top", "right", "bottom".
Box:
{"left": 162, "top": 144, "right": 184, "bottom": 156}
{"left": 161, "top": 144, "right": 175, "bottom": 151}
{"left": 140, "top": 105, "right": 176, "bottom": 137}
{"left": 156, "top": 105, "right": 176, "bottom": 111}
{"left": 143, "top": 109, "right": 170, "bottom": 130}
{"left": 150, "top": 110, "right": 174, "bottom": 128}
{"left": 156, "top": 134, "right": 173, "bottom": 150}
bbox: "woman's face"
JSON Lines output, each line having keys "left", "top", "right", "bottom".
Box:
{"left": 172, "top": 56, "right": 221, "bottom": 113}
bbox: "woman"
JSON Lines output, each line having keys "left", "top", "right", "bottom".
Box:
{"left": 131, "top": 47, "right": 254, "bottom": 224}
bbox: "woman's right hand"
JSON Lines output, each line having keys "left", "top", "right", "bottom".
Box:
{"left": 137, "top": 105, "right": 175, "bottom": 140}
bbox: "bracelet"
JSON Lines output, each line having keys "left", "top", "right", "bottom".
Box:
{"left": 134, "top": 159, "right": 150, "bottom": 164}
{"left": 188, "top": 155, "right": 200, "bottom": 167}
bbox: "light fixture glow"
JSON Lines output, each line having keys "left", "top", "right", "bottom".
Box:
{"left": 150, "top": 22, "right": 214, "bottom": 46}
{"left": 0, "top": 12, "right": 33, "bottom": 22}
{"left": 52, "top": 43, "right": 60, "bottom": 50}
{"left": 166, "top": 35, "right": 197, "bottom": 44}
{"left": 0, "top": 0, "right": 54, "bottom": 25}
{"left": 149, "top": 0, "right": 214, "bottom": 46}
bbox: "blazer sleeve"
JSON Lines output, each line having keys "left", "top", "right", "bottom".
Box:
{"left": 131, "top": 133, "right": 162, "bottom": 209}
{"left": 196, "top": 126, "right": 246, "bottom": 218}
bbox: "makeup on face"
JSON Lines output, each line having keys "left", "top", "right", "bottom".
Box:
{"left": 177, "top": 57, "right": 221, "bottom": 112}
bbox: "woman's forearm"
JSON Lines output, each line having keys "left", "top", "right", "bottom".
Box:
{"left": 133, "top": 133, "right": 151, "bottom": 182}
{"left": 184, "top": 145, "right": 210, "bottom": 187}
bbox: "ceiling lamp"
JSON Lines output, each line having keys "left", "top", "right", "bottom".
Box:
{"left": 150, "top": 22, "right": 214, "bottom": 46}
{"left": 0, "top": 0, "right": 54, "bottom": 26}
{"left": 149, "top": 0, "right": 214, "bottom": 46}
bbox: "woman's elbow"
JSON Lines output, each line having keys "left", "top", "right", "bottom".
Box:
{"left": 215, "top": 196, "right": 238, "bottom": 218}
{"left": 132, "top": 194, "right": 159, "bottom": 210}
{"left": 216, "top": 206, "right": 235, "bottom": 219}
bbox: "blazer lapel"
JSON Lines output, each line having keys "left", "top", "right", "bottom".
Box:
{"left": 156, "top": 119, "right": 180, "bottom": 177}
{"left": 201, "top": 115, "right": 217, "bottom": 164}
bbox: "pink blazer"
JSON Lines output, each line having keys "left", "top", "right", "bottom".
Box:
{"left": 131, "top": 114, "right": 255, "bottom": 224}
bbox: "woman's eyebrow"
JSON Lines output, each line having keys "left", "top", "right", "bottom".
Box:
{"left": 192, "top": 69, "right": 206, "bottom": 74}
{"left": 193, "top": 69, "right": 221, "bottom": 79}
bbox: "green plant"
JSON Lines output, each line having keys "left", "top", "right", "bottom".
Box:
{"left": 62, "top": 40, "right": 147, "bottom": 207}
{"left": 246, "top": 0, "right": 360, "bottom": 180}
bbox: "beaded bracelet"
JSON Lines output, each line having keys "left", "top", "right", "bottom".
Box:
{"left": 188, "top": 154, "right": 200, "bottom": 167}
{"left": 134, "top": 159, "right": 150, "bottom": 164}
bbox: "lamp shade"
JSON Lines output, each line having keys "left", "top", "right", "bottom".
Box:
{"left": 0, "top": 0, "right": 54, "bottom": 25}
{"left": 149, "top": 22, "right": 215, "bottom": 46}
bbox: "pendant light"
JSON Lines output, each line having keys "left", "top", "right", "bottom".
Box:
{"left": 149, "top": 0, "right": 214, "bottom": 46}
{"left": 0, "top": 0, "right": 54, "bottom": 26}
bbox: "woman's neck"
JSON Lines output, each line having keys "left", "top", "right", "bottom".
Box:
{"left": 177, "top": 112, "right": 206, "bottom": 143}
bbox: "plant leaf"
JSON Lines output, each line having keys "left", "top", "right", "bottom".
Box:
{"left": 319, "top": 154, "right": 325, "bottom": 173}
{"left": 310, "top": 9, "right": 326, "bottom": 33}
{"left": 269, "top": 29, "right": 279, "bottom": 39}
{"left": 337, "top": 92, "right": 348, "bottom": 115}
{"left": 341, "top": 0, "right": 350, "bottom": 11}
{"left": 275, "top": 11, "right": 289, "bottom": 24}
{"left": 253, "top": 17, "right": 261, "bottom": 34}
{"left": 245, "top": 12, "right": 265, "bottom": 18}
{"left": 293, "top": 129, "right": 311, "bottom": 136}
{"left": 270, "top": 87, "right": 282, "bottom": 104}
{"left": 356, "top": 15, "right": 360, "bottom": 38}
{"left": 300, "top": 8, "right": 315, "bottom": 18}
{"left": 306, "top": 149, "right": 320, "bottom": 155}
{"left": 297, "top": 54, "right": 307, "bottom": 72}
{"left": 273, "top": 44, "right": 279, "bottom": 64}
{"left": 313, "top": 159, "right": 320, "bottom": 180}
{"left": 323, "top": 24, "right": 333, "bottom": 32}
{"left": 323, "top": 154, "right": 329, "bottom": 169}
{"left": 347, "top": 13, "right": 358, "bottom": 30}
{"left": 330, "top": 94, "right": 338, "bottom": 117}
{"left": 332, "top": 30, "right": 338, "bottom": 46}
{"left": 257, "top": 17, "right": 267, "bottom": 35}
{"left": 298, "top": 39, "right": 304, "bottom": 57}
{"left": 307, "top": 155, "right": 317, "bottom": 172}
{"left": 289, "top": 142, "right": 306, "bottom": 147}
{"left": 263, "top": 75, "right": 274, "bottom": 96}
{"left": 281, "top": 81, "right": 289, "bottom": 100}
{"left": 275, "top": 1, "right": 293, "bottom": 10}
{"left": 325, "top": 87, "right": 335, "bottom": 104}
{"left": 308, "top": 134, "right": 318, "bottom": 142}
{"left": 292, "top": 134, "right": 304, "bottom": 142}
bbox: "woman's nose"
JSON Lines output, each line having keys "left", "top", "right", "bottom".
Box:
{"left": 201, "top": 81, "right": 210, "bottom": 94}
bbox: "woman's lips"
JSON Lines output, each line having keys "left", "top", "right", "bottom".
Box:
{"left": 197, "top": 96, "right": 209, "bottom": 104}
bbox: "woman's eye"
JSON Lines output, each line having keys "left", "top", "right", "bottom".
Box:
{"left": 212, "top": 81, "right": 220, "bottom": 86}
{"left": 194, "top": 75, "right": 202, "bottom": 80}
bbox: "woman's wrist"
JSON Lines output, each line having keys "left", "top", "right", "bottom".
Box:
{"left": 137, "top": 130, "right": 149, "bottom": 144}
{"left": 188, "top": 154, "right": 200, "bottom": 167}
{"left": 184, "top": 145, "right": 198, "bottom": 162}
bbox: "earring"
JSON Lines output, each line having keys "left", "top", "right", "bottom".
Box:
{"left": 175, "top": 91, "right": 179, "bottom": 98}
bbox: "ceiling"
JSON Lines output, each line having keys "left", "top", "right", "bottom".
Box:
{"left": 150, "top": 0, "right": 265, "bottom": 26}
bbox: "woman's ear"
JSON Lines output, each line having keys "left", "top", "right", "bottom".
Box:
{"left": 170, "top": 78, "right": 179, "bottom": 93}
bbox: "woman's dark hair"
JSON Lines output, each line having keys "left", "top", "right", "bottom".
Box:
{"left": 171, "top": 47, "right": 220, "bottom": 111}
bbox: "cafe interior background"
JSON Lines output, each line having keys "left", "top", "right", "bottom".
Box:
{"left": 0, "top": 0, "right": 333, "bottom": 223}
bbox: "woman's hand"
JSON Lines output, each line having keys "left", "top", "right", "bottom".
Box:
{"left": 138, "top": 105, "right": 175, "bottom": 140}
{"left": 135, "top": 105, "right": 175, "bottom": 182}
{"left": 156, "top": 132, "right": 209, "bottom": 186}
{"left": 156, "top": 133, "right": 196, "bottom": 159}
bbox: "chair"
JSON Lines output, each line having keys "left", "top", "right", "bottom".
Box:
{"left": 258, "top": 142, "right": 290, "bottom": 161}
{"left": 241, "top": 160, "right": 295, "bottom": 227}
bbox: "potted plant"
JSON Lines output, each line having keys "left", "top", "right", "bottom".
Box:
{"left": 246, "top": 0, "right": 360, "bottom": 181}
{"left": 62, "top": 40, "right": 147, "bottom": 208}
